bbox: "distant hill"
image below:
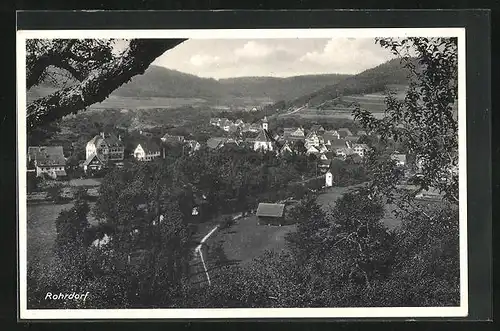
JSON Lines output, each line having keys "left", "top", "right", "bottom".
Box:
{"left": 218, "top": 74, "right": 350, "bottom": 101}
{"left": 112, "top": 66, "right": 222, "bottom": 98}
{"left": 28, "top": 65, "right": 351, "bottom": 102}
{"left": 289, "top": 58, "right": 418, "bottom": 109}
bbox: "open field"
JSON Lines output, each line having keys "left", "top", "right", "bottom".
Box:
{"left": 68, "top": 178, "right": 102, "bottom": 186}
{"left": 280, "top": 108, "right": 387, "bottom": 120}
{"left": 317, "top": 188, "right": 402, "bottom": 230}
{"left": 209, "top": 215, "right": 296, "bottom": 266}
{"left": 27, "top": 202, "right": 97, "bottom": 267}
{"left": 89, "top": 95, "right": 209, "bottom": 110}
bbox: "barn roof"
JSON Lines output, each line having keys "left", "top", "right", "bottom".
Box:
{"left": 255, "top": 129, "right": 274, "bottom": 143}
{"left": 206, "top": 137, "right": 226, "bottom": 149}
{"left": 337, "top": 128, "right": 353, "bottom": 137}
{"left": 137, "top": 140, "right": 160, "bottom": 154}
{"left": 256, "top": 203, "right": 285, "bottom": 217}
{"left": 28, "top": 146, "right": 66, "bottom": 166}
{"left": 328, "top": 138, "right": 347, "bottom": 149}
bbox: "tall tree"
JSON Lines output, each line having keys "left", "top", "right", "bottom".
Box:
{"left": 353, "top": 37, "right": 459, "bottom": 204}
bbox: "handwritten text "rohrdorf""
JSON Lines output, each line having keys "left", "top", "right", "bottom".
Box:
{"left": 45, "top": 292, "right": 90, "bottom": 302}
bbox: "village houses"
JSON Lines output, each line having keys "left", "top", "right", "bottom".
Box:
{"left": 83, "top": 132, "right": 124, "bottom": 173}
{"left": 28, "top": 146, "right": 67, "bottom": 179}
{"left": 161, "top": 133, "right": 185, "bottom": 144}
{"left": 133, "top": 140, "right": 161, "bottom": 161}
{"left": 253, "top": 117, "right": 277, "bottom": 152}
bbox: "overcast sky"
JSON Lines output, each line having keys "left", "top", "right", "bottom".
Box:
{"left": 151, "top": 38, "right": 396, "bottom": 79}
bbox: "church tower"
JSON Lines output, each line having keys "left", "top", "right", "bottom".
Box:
{"left": 262, "top": 116, "right": 268, "bottom": 131}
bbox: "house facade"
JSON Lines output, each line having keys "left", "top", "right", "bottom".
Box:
{"left": 82, "top": 153, "right": 106, "bottom": 173}
{"left": 134, "top": 141, "right": 161, "bottom": 161}
{"left": 283, "top": 127, "right": 305, "bottom": 141}
{"left": 352, "top": 143, "right": 369, "bottom": 157}
{"left": 161, "top": 133, "right": 185, "bottom": 144}
{"left": 325, "top": 170, "right": 333, "bottom": 187}
{"left": 28, "top": 146, "right": 67, "bottom": 179}
{"left": 305, "top": 131, "right": 322, "bottom": 147}
{"left": 85, "top": 133, "right": 124, "bottom": 163}
{"left": 253, "top": 129, "right": 275, "bottom": 152}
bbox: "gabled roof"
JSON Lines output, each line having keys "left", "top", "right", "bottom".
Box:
{"left": 86, "top": 135, "right": 102, "bottom": 147}
{"left": 310, "top": 125, "right": 325, "bottom": 132}
{"left": 323, "top": 132, "right": 338, "bottom": 143}
{"left": 256, "top": 203, "right": 285, "bottom": 217}
{"left": 82, "top": 152, "right": 105, "bottom": 167}
{"left": 87, "top": 134, "right": 123, "bottom": 148}
{"left": 28, "top": 146, "right": 66, "bottom": 166}
{"left": 284, "top": 127, "right": 305, "bottom": 137}
{"left": 105, "top": 134, "right": 123, "bottom": 147}
{"left": 346, "top": 136, "right": 360, "bottom": 142}
{"left": 137, "top": 140, "right": 160, "bottom": 154}
{"left": 307, "top": 145, "right": 320, "bottom": 153}
{"left": 254, "top": 129, "right": 275, "bottom": 143}
{"left": 206, "top": 137, "right": 226, "bottom": 149}
{"left": 328, "top": 138, "right": 347, "bottom": 149}
{"left": 280, "top": 142, "right": 293, "bottom": 153}
{"left": 337, "top": 128, "right": 353, "bottom": 137}
{"left": 357, "top": 130, "right": 367, "bottom": 136}
{"left": 305, "top": 131, "right": 319, "bottom": 139}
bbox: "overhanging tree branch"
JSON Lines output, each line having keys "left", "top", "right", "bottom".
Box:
{"left": 27, "top": 39, "right": 186, "bottom": 130}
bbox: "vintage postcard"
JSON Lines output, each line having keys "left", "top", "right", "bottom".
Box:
{"left": 17, "top": 27, "right": 467, "bottom": 319}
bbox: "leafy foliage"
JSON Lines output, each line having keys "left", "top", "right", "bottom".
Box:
{"left": 353, "top": 37, "right": 459, "bottom": 204}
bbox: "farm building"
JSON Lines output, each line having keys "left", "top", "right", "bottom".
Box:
{"left": 28, "top": 146, "right": 67, "bottom": 179}
{"left": 256, "top": 203, "right": 286, "bottom": 226}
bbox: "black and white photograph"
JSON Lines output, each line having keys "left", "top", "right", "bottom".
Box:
{"left": 18, "top": 27, "right": 467, "bottom": 319}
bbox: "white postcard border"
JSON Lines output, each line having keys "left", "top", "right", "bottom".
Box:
{"left": 17, "top": 27, "right": 467, "bottom": 320}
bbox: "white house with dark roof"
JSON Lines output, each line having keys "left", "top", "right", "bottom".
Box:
{"left": 306, "top": 145, "right": 320, "bottom": 155}
{"left": 134, "top": 140, "right": 161, "bottom": 161}
{"left": 253, "top": 129, "right": 276, "bottom": 152}
{"left": 82, "top": 153, "right": 106, "bottom": 173}
{"left": 253, "top": 117, "right": 276, "bottom": 152}
{"left": 352, "top": 143, "right": 370, "bottom": 157}
{"left": 161, "top": 133, "right": 185, "bottom": 144}
{"left": 283, "top": 127, "right": 305, "bottom": 141}
{"left": 305, "top": 131, "right": 322, "bottom": 147}
{"left": 279, "top": 142, "right": 293, "bottom": 155}
{"left": 85, "top": 132, "right": 124, "bottom": 163}
{"left": 28, "top": 146, "right": 67, "bottom": 178}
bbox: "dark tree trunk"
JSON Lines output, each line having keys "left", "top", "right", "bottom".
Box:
{"left": 27, "top": 39, "right": 186, "bottom": 129}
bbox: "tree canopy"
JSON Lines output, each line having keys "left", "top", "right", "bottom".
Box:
{"left": 26, "top": 38, "right": 186, "bottom": 130}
